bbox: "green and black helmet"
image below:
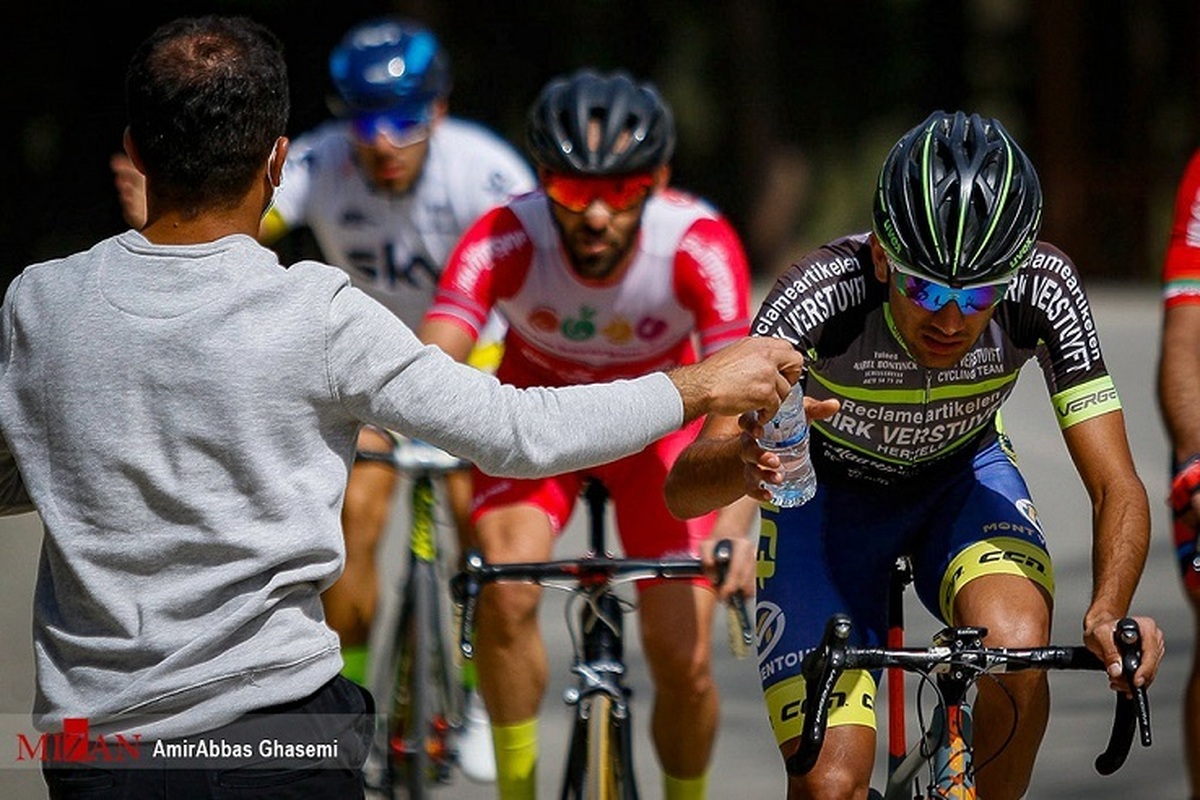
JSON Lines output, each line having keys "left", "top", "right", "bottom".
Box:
{"left": 872, "top": 110, "right": 1043, "bottom": 284}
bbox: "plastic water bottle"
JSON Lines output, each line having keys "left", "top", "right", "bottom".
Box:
{"left": 756, "top": 383, "right": 817, "bottom": 507}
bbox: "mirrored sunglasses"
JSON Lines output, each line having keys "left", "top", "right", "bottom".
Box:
{"left": 543, "top": 172, "right": 655, "bottom": 213}
{"left": 351, "top": 109, "right": 432, "bottom": 148}
{"left": 889, "top": 260, "right": 1012, "bottom": 315}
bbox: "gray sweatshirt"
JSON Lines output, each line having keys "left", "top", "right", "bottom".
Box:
{"left": 0, "top": 232, "right": 683, "bottom": 738}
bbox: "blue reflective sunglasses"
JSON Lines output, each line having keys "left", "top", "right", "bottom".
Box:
{"left": 889, "top": 260, "right": 1013, "bottom": 314}
{"left": 351, "top": 107, "right": 433, "bottom": 148}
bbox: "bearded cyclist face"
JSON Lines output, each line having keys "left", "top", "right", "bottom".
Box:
{"left": 871, "top": 236, "right": 999, "bottom": 369}
{"left": 543, "top": 167, "right": 668, "bottom": 281}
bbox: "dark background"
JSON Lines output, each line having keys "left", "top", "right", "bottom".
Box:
{"left": 4, "top": 0, "right": 1200, "bottom": 287}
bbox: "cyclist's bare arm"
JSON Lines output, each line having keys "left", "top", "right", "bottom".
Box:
{"left": 417, "top": 316, "right": 478, "bottom": 363}
{"left": 1062, "top": 409, "right": 1164, "bottom": 688}
{"left": 1159, "top": 305, "right": 1200, "bottom": 513}
{"left": 698, "top": 495, "right": 759, "bottom": 600}
{"left": 666, "top": 413, "right": 752, "bottom": 519}
{"left": 1160, "top": 304, "right": 1200, "bottom": 461}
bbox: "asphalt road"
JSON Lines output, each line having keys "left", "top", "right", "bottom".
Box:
{"left": 0, "top": 284, "right": 1190, "bottom": 798}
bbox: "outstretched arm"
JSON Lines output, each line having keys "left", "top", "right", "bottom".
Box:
{"left": 1062, "top": 410, "right": 1164, "bottom": 689}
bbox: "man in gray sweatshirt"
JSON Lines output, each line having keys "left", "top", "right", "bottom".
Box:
{"left": 0, "top": 15, "right": 801, "bottom": 799}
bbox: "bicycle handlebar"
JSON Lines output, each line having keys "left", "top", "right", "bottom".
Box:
{"left": 786, "top": 613, "right": 1151, "bottom": 778}
{"left": 451, "top": 541, "right": 751, "bottom": 660}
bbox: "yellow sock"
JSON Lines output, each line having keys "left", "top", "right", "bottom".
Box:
{"left": 663, "top": 770, "right": 708, "bottom": 800}
{"left": 492, "top": 718, "right": 538, "bottom": 800}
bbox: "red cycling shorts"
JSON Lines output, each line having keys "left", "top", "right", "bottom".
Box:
{"left": 470, "top": 418, "right": 716, "bottom": 570}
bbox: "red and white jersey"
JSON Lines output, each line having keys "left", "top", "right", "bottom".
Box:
{"left": 271, "top": 117, "right": 535, "bottom": 327}
{"left": 1163, "top": 148, "right": 1200, "bottom": 309}
{"left": 426, "top": 189, "right": 751, "bottom": 386}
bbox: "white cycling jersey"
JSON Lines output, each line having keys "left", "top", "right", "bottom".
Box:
{"left": 270, "top": 117, "right": 536, "bottom": 327}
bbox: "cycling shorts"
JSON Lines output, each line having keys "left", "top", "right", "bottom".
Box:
{"left": 1172, "top": 517, "right": 1200, "bottom": 592}
{"left": 755, "top": 438, "right": 1055, "bottom": 746}
{"left": 470, "top": 418, "right": 716, "bottom": 584}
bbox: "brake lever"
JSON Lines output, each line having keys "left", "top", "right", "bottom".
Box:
{"left": 1115, "top": 619, "right": 1152, "bottom": 748}
{"left": 787, "top": 614, "right": 852, "bottom": 776}
{"left": 453, "top": 550, "right": 484, "bottom": 660}
{"left": 712, "top": 539, "right": 753, "bottom": 655}
{"left": 1094, "top": 617, "right": 1152, "bottom": 775}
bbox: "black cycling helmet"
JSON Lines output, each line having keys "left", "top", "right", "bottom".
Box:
{"left": 328, "top": 17, "right": 451, "bottom": 115}
{"left": 526, "top": 69, "right": 675, "bottom": 175}
{"left": 872, "top": 110, "right": 1043, "bottom": 284}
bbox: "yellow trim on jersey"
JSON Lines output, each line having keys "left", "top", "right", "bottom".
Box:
{"left": 939, "top": 536, "right": 1054, "bottom": 623}
{"left": 756, "top": 515, "right": 780, "bottom": 592}
{"left": 764, "top": 669, "right": 877, "bottom": 746}
{"left": 466, "top": 341, "right": 505, "bottom": 374}
{"left": 259, "top": 206, "right": 288, "bottom": 245}
{"left": 1050, "top": 375, "right": 1121, "bottom": 429}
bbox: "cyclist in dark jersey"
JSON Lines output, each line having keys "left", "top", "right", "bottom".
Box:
{"left": 666, "top": 110, "right": 1164, "bottom": 800}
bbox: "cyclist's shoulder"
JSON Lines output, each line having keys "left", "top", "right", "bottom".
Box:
{"left": 637, "top": 190, "right": 732, "bottom": 257}
{"left": 772, "top": 232, "right": 875, "bottom": 289}
{"left": 1004, "top": 241, "right": 1086, "bottom": 302}
{"left": 751, "top": 233, "right": 880, "bottom": 336}
{"left": 447, "top": 202, "right": 536, "bottom": 271}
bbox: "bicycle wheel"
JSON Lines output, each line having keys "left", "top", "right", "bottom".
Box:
{"left": 387, "top": 562, "right": 446, "bottom": 799}
{"left": 584, "top": 693, "right": 620, "bottom": 800}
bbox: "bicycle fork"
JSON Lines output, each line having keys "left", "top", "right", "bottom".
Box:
{"left": 561, "top": 589, "right": 639, "bottom": 799}
{"left": 921, "top": 630, "right": 982, "bottom": 800}
{"left": 924, "top": 697, "right": 975, "bottom": 799}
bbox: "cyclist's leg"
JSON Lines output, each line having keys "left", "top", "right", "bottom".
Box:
{"left": 912, "top": 440, "right": 1055, "bottom": 800}
{"left": 324, "top": 426, "right": 397, "bottom": 683}
{"left": 1170, "top": 512, "right": 1200, "bottom": 797}
{"left": 470, "top": 469, "right": 579, "bottom": 800}
{"left": 756, "top": 482, "right": 900, "bottom": 800}
{"left": 605, "top": 424, "right": 721, "bottom": 794}
{"left": 1187, "top": 596, "right": 1200, "bottom": 800}
{"left": 446, "top": 469, "right": 476, "bottom": 566}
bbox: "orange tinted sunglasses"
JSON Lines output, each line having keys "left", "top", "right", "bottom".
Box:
{"left": 543, "top": 173, "right": 655, "bottom": 213}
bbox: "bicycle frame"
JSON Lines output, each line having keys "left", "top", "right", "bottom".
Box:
{"left": 559, "top": 480, "right": 640, "bottom": 799}
{"left": 370, "top": 441, "right": 469, "bottom": 800}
